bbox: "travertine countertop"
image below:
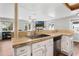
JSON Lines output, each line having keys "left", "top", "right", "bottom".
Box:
{"left": 12, "top": 29, "right": 74, "bottom": 48}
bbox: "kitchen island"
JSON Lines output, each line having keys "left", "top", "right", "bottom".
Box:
{"left": 12, "top": 29, "right": 74, "bottom": 56}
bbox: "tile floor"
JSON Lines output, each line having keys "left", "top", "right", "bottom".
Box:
{"left": 0, "top": 40, "right": 79, "bottom": 56}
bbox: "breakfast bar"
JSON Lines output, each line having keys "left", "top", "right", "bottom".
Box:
{"left": 12, "top": 30, "right": 74, "bottom": 56}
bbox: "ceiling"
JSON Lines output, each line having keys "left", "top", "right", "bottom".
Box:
{"left": 19, "top": 3, "right": 71, "bottom": 19}
{"left": 0, "top": 3, "right": 79, "bottom": 20}
{"left": 19, "top": 3, "right": 60, "bottom": 16}
{"left": 20, "top": 3, "right": 79, "bottom": 19}
{"left": 65, "top": 3, "right": 79, "bottom": 10}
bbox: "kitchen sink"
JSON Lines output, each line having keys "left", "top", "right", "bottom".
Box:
{"left": 27, "top": 34, "right": 50, "bottom": 39}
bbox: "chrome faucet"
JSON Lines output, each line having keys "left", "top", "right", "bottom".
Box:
{"left": 33, "top": 27, "right": 40, "bottom": 36}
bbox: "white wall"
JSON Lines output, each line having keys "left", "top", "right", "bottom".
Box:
{"left": 0, "top": 3, "right": 14, "bottom": 18}
{"left": 54, "top": 4, "right": 72, "bottom": 19}
{"left": 0, "top": 3, "right": 75, "bottom": 30}
{"left": 53, "top": 18, "right": 70, "bottom": 29}
{"left": 0, "top": 3, "right": 72, "bottom": 20}
{"left": 52, "top": 14, "right": 79, "bottom": 29}
{"left": 19, "top": 20, "right": 27, "bottom": 31}
{"left": 0, "top": 3, "right": 29, "bottom": 20}
{"left": 50, "top": 4, "right": 75, "bottom": 29}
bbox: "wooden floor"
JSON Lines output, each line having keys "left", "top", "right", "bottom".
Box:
{"left": 0, "top": 40, "right": 79, "bottom": 56}
{"left": 0, "top": 40, "right": 14, "bottom": 56}
{"left": 73, "top": 43, "right": 79, "bottom": 56}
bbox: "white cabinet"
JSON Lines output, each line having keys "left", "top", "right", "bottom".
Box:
{"left": 14, "top": 38, "right": 53, "bottom": 56}
{"left": 32, "top": 38, "right": 53, "bottom": 56}
{"left": 45, "top": 39, "right": 53, "bottom": 56}
{"left": 32, "top": 41, "right": 46, "bottom": 56}
{"left": 19, "top": 52, "right": 31, "bottom": 56}
{"left": 14, "top": 45, "right": 31, "bottom": 56}
{"left": 32, "top": 47, "right": 45, "bottom": 56}
{"left": 61, "top": 36, "right": 73, "bottom": 56}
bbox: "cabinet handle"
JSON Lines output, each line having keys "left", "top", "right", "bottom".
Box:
{"left": 20, "top": 49, "right": 25, "bottom": 52}
{"left": 37, "top": 45, "right": 41, "bottom": 47}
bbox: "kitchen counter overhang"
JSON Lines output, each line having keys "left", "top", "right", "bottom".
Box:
{"left": 12, "top": 30, "right": 74, "bottom": 48}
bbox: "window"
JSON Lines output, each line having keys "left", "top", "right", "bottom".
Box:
{"left": 72, "top": 21, "right": 79, "bottom": 32}
{"left": 0, "top": 18, "right": 13, "bottom": 32}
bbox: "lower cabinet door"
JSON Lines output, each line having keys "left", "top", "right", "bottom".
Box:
{"left": 32, "top": 39, "right": 53, "bottom": 56}
{"left": 45, "top": 39, "right": 53, "bottom": 56}
{"left": 61, "top": 36, "right": 73, "bottom": 55}
{"left": 19, "top": 52, "right": 31, "bottom": 56}
{"left": 46, "top": 46, "right": 53, "bottom": 56}
{"left": 14, "top": 45, "right": 31, "bottom": 56}
{"left": 32, "top": 47, "right": 45, "bottom": 56}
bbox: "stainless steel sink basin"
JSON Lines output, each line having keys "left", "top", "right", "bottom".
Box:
{"left": 27, "top": 34, "right": 50, "bottom": 39}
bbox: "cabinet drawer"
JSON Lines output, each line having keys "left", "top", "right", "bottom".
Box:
{"left": 14, "top": 45, "right": 31, "bottom": 55}
{"left": 19, "top": 52, "right": 31, "bottom": 56}
{"left": 32, "top": 50, "right": 43, "bottom": 56}
{"left": 32, "top": 47, "right": 45, "bottom": 56}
